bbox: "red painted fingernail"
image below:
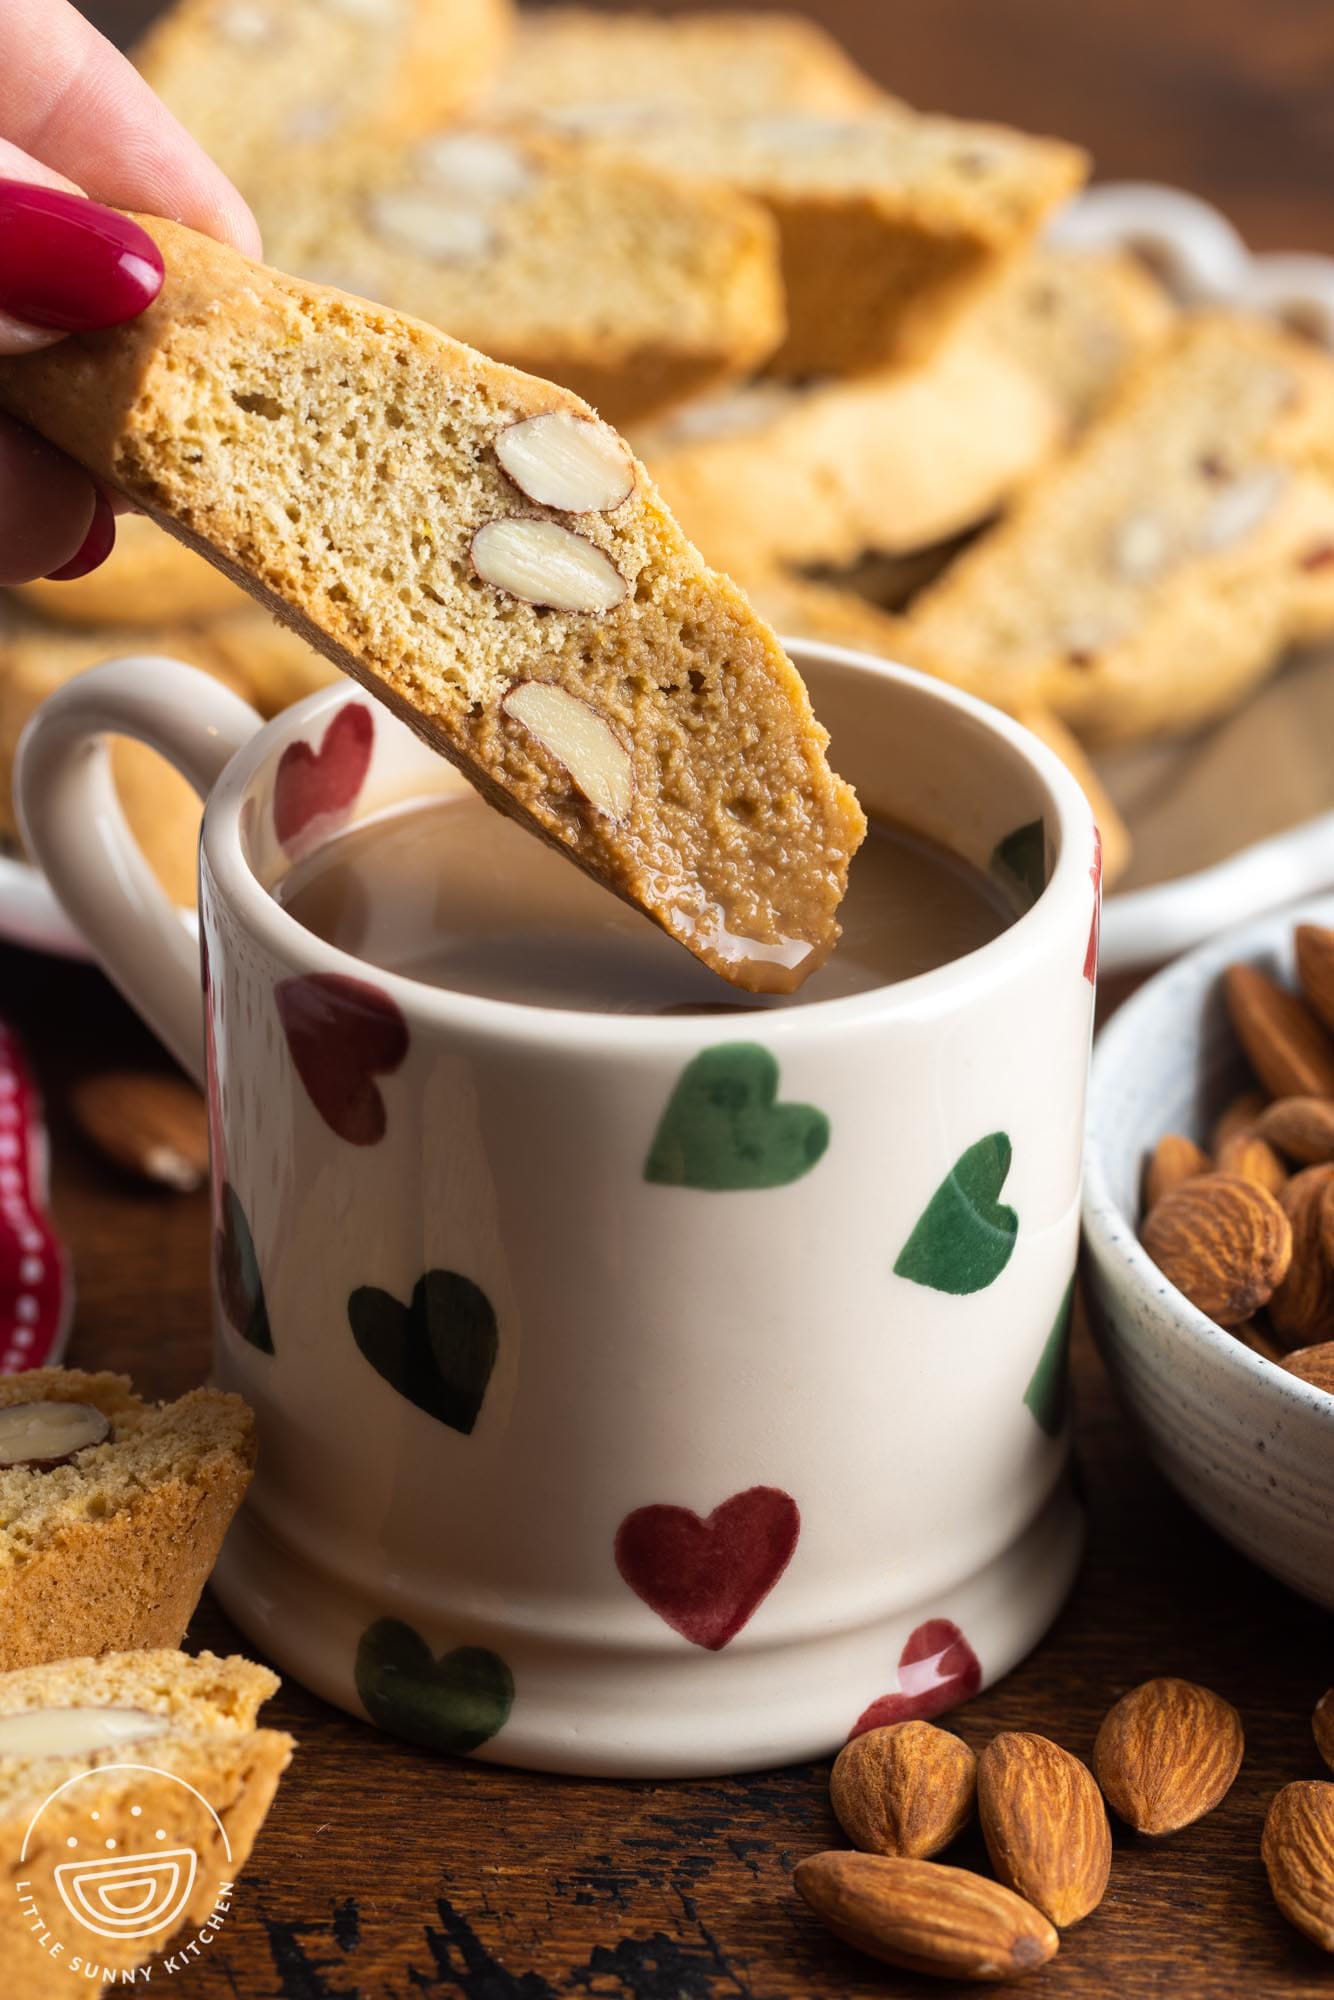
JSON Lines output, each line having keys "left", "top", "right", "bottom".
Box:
{"left": 0, "top": 180, "right": 163, "bottom": 333}
{"left": 45, "top": 492, "right": 117, "bottom": 581}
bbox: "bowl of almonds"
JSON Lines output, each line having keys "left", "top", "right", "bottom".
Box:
{"left": 1083, "top": 897, "right": 1334, "bottom": 1607}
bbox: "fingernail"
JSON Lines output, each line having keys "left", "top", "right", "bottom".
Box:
{"left": 0, "top": 181, "right": 163, "bottom": 333}
{"left": 45, "top": 492, "right": 117, "bottom": 581}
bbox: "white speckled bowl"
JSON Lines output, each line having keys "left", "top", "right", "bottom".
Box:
{"left": 1083, "top": 893, "right": 1334, "bottom": 1608}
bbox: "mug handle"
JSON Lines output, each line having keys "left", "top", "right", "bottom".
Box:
{"left": 15, "top": 656, "right": 265, "bottom": 1083}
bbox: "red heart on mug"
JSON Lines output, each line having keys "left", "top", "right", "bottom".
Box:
{"left": 1083, "top": 826, "right": 1103, "bottom": 986}
{"left": 276, "top": 973, "right": 408, "bottom": 1146}
{"left": 273, "top": 703, "right": 374, "bottom": 854}
{"left": 848, "top": 1618, "right": 982, "bottom": 1739}
{"left": 614, "top": 1485, "right": 800, "bottom": 1651}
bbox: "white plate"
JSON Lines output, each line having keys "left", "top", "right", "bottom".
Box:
{"left": 6, "top": 181, "right": 1334, "bottom": 967}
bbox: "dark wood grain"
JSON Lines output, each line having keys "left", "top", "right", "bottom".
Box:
{"left": 15, "top": 3, "right": 1334, "bottom": 1993}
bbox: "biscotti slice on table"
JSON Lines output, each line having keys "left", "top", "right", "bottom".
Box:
{"left": 0, "top": 216, "right": 863, "bottom": 993}
{"left": 137, "top": 0, "right": 512, "bottom": 187}
{"left": 636, "top": 247, "right": 1171, "bottom": 580}
{"left": 899, "top": 314, "right": 1334, "bottom": 743}
{"left": 0, "top": 617, "right": 255, "bottom": 906}
{"left": 487, "top": 8, "right": 882, "bottom": 122}
{"left": 0, "top": 1649, "right": 291, "bottom": 1999}
{"left": 503, "top": 99, "right": 1086, "bottom": 377}
{"left": 252, "top": 126, "right": 786, "bottom": 425}
{"left": 0, "top": 1369, "right": 254, "bottom": 1671}
{"left": 747, "top": 572, "right": 1132, "bottom": 885}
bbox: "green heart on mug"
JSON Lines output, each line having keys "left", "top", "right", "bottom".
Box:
{"left": 214, "top": 1183, "right": 273, "bottom": 1354}
{"left": 894, "top": 1133, "right": 1018, "bottom": 1295}
{"left": 644, "top": 1043, "right": 830, "bottom": 1190}
{"left": 348, "top": 1270, "right": 498, "bottom": 1434}
{"left": 355, "top": 1617, "right": 513, "bottom": 1754}
{"left": 1024, "top": 1277, "right": 1075, "bottom": 1436}
{"left": 990, "top": 818, "right": 1046, "bottom": 910}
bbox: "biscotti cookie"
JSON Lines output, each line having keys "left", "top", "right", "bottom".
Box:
{"left": 634, "top": 247, "right": 1171, "bottom": 577}
{"left": 252, "top": 126, "right": 785, "bottom": 425}
{"left": 746, "top": 572, "right": 1131, "bottom": 884}
{"left": 0, "top": 1649, "right": 291, "bottom": 1999}
{"left": 0, "top": 618, "right": 252, "bottom": 906}
{"left": 898, "top": 314, "right": 1334, "bottom": 742}
{"left": 985, "top": 246, "right": 1175, "bottom": 432}
{"left": 487, "top": 8, "right": 881, "bottom": 123}
{"left": 0, "top": 1370, "right": 254, "bottom": 1672}
{"left": 13, "top": 512, "right": 248, "bottom": 628}
{"left": 0, "top": 215, "right": 865, "bottom": 994}
{"left": 508, "top": 100, "right": 1086, "bottom": 377}
{"left": 137, "top": 0, "right": 512, "bottom": 188}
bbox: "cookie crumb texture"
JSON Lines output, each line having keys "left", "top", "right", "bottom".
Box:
{"left": 0, "top": 1369, "right": 255, "bottom": 1672}
{"left": 0, "top": 217, "right": 864, "bottom": 992}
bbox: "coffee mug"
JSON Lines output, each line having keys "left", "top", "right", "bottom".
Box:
{"left": 17, "top": 642, "right": 1098, "bottom": 1777}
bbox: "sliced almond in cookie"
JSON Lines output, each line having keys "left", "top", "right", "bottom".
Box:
{"left": 496, "top": 413, "right": 634, "bottom": 514}
{"left": 471, "top": 518, "right": 628, "bottom": 611}
{"left": 501, "top": 681, "right": 633, "bottom": 818}
{"left": 0, "top": 1402, "right": 110, "bottom": 1471}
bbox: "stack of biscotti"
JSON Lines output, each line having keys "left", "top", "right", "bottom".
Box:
{"left": 250, "top": 124, "right": 786, "bottom": 425}
{"left": 0, "top": 1649, "right": 292, "bottom": 1999}
{"left": 0, "top": 1369, "right": 254, "bottom": 1672}
{"left": 0, "top": 214, "right": 865, "bottom": 994}
{"left": 487, "top": 8, "right": 1085, "bottom": 375}
{"left": 137, "top": 0, "right": 514, "bottom": 187}
{"left": 895, "top": 313, "right": 1334, "bottom": 741}
{"left": 633, "top": 247, "right": 1173, "bottom": 580}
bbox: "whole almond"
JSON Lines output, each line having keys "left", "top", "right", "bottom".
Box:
{"left": 1315, "top": 1691, "right": 1334, "bottom": 1775}
{"left": 830, "top": 1722, "right": 976, "bottom": 1859}
{"left": 977, "top": 1732, "right": 1111, "bottom": 1928}
{"left": 1140, "top": 1173, "right": 1291, "bottom": 1326}
{"left": 1281, "top": 1342, "right": 1334, "bottom": 1395}
{"left": 1224, "top": 963, "right": 1334, "bottom": 1098}
{"left": 1216, "top": 1130, "right": 1287, "bottom": 1196}
{"left": 68, "top": 1071, "right": 209, "bottom": 1193}
{"left": 1093, "top": 1677, "right": 1244, "bottom": 1834}
{"left": 793, "top": 1852, "right": 1058, "bottom": 1981}
{"left": 1143, "top": 1134, "right": 1211, "bottom": 1212}
{"left": 1268, "top": 1166, "right": 1334, "bottom": 1348}
{"left": 1256, "top": 1096, "right": 1334, "bottom": 1165}
{"left": 1262, "top": 1780, "right": 1334, "bottom": 1952}
{"left": 1211, "top": 1089, "right": 1267, "bottom": 1153}
{"left": 1296, "top": 924, "right": 1334, "bottom": 1037}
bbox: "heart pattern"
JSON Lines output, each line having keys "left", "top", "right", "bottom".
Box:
{"left": 1084, "top": 827, "right": 1103, "bottom": 985}
{"left": 990, "top": 817, "right": 1046, "bottom": 910}
{"left": 1024, "top": 1277, "right": 1075, "bottom": 1437}
{"left": 215, "top": 1182, "right": 273, "bottom": 1354}
{"left": 644, "top": 1044, "right": 829, "bottom": 1191}
{"left": 614, "top": 1486, "right": 800, "bottom": 1651}
{"left": 276, "top": 972, "right": 408, "bottom": 1146}
{"left": 848, "top": 1618, "right": 983, "bottom": 1739}
{"left": 348, "top": 1270, "right": 498, "bottom": 1435}
{"left": 355, "top": 1617, "right": 513, "bottom": 1754}
{"left": 273, "top": 703, "right": 374, "bottom": 856}
{"left": 894, "top": 1133, "right": 1018, "bottom": 1295}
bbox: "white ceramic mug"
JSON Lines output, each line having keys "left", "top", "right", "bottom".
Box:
{"left": 17, "top": 642, "right": 1098, "bottom": 1777}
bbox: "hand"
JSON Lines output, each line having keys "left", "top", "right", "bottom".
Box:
{"left": 0, "top": 0, "right": 259, "bottom": 586}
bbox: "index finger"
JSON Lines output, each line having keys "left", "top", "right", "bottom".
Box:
{"left": 1, "top": 0, "right": 260, "bottom": 256}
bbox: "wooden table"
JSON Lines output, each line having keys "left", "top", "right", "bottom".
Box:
{"left": 19, "top": 2, "right": 1334, "bottom": 1993}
